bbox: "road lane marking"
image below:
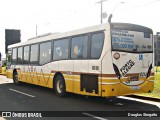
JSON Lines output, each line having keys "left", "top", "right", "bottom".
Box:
{"left": 118, "top": 96, "right": 160, "bottom": 109}
{"left": 0, "top": 117, "right": 6, "bottom": 120}
{"left": 82, "top": 112, "right": 108, "bottom": 120}
{"left": 9, "top": 89, "right": 35, "bottom": 98}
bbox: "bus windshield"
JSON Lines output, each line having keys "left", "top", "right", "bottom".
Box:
{"left": 111, "top": 29, "right": 153, "bottom": 53}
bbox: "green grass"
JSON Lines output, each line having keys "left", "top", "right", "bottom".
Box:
{"left": 137, "top": 71, "right": 160, "bottom": 99}
{"left": 154, "top": 66, "right": 160, "bottom": 72}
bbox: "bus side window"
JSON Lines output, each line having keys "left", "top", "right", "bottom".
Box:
{"left": 91, "top": 32, "right": 104, "bottom": 59}
{"left": 39, "top": 42, "right": 51, "bottom": 65}
{"left": 71, "top": 35, "right": 88, "bottom": 59}
{"left": 12, "top": 48, "right": 17, "bottom": 64}
{"left": 23, "top": 46, "right": 29, "bottom": 64}
{"left": 53, "top": 39, "right": 69, "bottom": 60}
{"left": 18, "top": 47, "right": 23, "bottom": 64}
{"left": 30, "top": 44, "right": 39, "bottom": 64}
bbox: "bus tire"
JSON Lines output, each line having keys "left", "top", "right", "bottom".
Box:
{"left": 13, "top": 72, "right": 21, "bottom": 85}
{"left": 54, "top": 75, "right": 66, "bottom": 97}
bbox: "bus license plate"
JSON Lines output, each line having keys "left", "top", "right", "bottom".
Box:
{"left": 129, "top": 76, "right": 139, "bottom": 81}
{"left": 130, "top": 86, "right": 140, "bottom": 90}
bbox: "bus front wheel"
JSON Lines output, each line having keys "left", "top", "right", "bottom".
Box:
{"left": 13, "top": 72, "right": 20, "bottom": 85}
{"left": 54, "top": 75, "right": 66, "bottom": 97}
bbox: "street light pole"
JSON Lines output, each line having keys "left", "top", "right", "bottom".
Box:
{"left": 96, "top": 0, "right": 108, "bottom": 24}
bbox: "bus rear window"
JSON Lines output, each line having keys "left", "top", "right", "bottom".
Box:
{"left": 144, "top": 32, "right": 150, "bottom": 38}
{"left": 111, "top": 29, "right": 153, "bottom": 53}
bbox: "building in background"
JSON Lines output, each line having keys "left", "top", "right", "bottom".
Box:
{"left": 154, "top": 33, "right": 160, "bottom": 66}
{"left": 5, "top": 29, "right": 21, "bottom": 54}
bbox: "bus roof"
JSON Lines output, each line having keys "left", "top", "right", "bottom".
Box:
{"left": 111, "top": 23, "right": 153, "bottom": 33}
{"left": 8, "top": 22, "right": 153, "bottom": 49}
{"left": 8, "top": 23, "right": 109, "bottom": 49}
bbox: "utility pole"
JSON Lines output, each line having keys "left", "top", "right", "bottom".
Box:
{"left": 36, "top": 25, "right": 37, "bottom": 36}
{"left": 96, "top": 0, "right": 108, "bottom": 24}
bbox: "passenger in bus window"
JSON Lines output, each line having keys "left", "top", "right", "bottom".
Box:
{"left": 74, "top": 45, "right": 78, "bottom": 58}
{"left": 74, "top": 45, "right": 83, "bottom": 58}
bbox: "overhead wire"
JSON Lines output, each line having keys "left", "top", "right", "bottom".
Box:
{"left": 121, "top": 0, "right": 160, "bottom": 10}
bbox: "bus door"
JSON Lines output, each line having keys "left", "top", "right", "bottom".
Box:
{"left": 88, "top": 32, "right": 105, "bottom": 96}
{"left": 71, "top": 35, "right": 89, "bottom": 94}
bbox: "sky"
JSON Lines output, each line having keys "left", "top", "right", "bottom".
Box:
{"left": 0, "top": 0, "right": 160, "bottom": 57}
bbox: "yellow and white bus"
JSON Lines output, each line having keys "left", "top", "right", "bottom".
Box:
{"left": 6, "top": 23, "right": 154, "bottom": 97}
{"left": 0, "top": 52, "right": 2, "bottom": 73}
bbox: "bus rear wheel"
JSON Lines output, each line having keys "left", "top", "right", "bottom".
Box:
{"left": 13, "top": 72, "right": 21, "bottom": 85}
{"left": 54, "top": 75, "right": 66, "bottom": 97}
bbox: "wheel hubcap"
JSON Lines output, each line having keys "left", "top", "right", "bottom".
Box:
{"left": 57, "top": 80, "right": 63, "bottom": 93}
{"left": 14, "top": 75, "right": 18, "bottom": 83}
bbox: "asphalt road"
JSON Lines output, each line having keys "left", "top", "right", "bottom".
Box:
{"left": 0, "top": 75, "right": 159, "bottom": 120}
